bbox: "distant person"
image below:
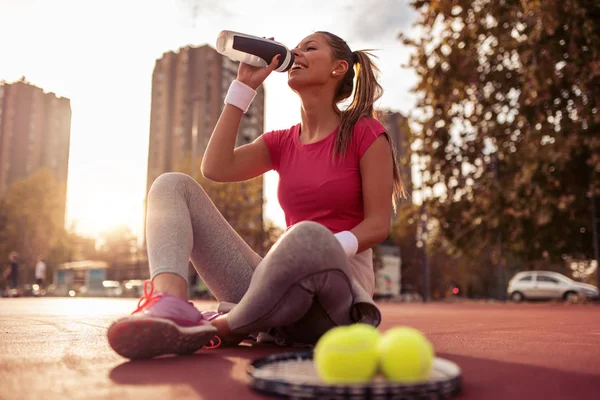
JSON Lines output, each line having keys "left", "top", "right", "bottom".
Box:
{"left": 35, "top": 257, "right": 47, "bottom": 287}
{"left": 6, "top": 252, "right": 19, "bottom": 290}
{"left": 108, "top": 32, "right": 407, "bottom": 360}
{"left": 1, "top": 264, "right": 9, "bottom": 296}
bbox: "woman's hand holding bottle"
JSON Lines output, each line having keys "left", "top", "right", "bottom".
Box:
{"left": 236, "top": 38, "right": 281, "bottom": 90}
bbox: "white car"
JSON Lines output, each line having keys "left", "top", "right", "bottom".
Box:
{"left": 507, "top": 271, "right": 599, "bottom": 302}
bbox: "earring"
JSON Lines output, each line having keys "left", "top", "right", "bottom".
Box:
{"left": 331, "top": 71, "right": 336, "bottom": 76}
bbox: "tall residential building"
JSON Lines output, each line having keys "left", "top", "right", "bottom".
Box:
{"left": 0, "top": 78, "right": 72, "bottom": 222}
{"left": 146, "top": 45, "right": 266, "bottom": 251}
{"left": 146, "top": 45, "right": 265, "bottom": 190}
{"left": 373, "top": 110, "right": 414, "bottom": 297}
{"left": 378, "top": 109, "right": 413, "bottom": 199}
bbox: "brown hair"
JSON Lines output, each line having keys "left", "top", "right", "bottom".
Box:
{"left": 317, "top": 31, "right": 408, "bottom": 210}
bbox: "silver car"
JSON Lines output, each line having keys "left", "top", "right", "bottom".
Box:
{"left": 507, "top": 271, "right": 599, "bottom": 302}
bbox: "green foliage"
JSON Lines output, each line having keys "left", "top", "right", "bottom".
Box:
{"left": 0, "top": 170, "right": 102, "bottom": 284}
{"left": 262, "top": 219, "right": 285, "bottom": 255}
{"left": 0, "top": 169, "right": 66, "bottom": 272}
{"left": 404, "top": 0, "right": 600, "bottom": 279}
{"left": 97, "top": 224, "right": 138, "bottom": 266}
{"left": 391, "top": 203, "right": 421, "bottom": 284}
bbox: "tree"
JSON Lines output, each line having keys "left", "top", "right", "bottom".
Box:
{"left": 391, "top": 203, "right": 421, "bottom": 288}
{"left": 404, "top": 0, "right": 600, "bottom": 289}
{"left": 0, "top": 169, "right": 66, "bottom": 280}
{"left": 45, "top": 230, "right": 97, "bottom": 264}
{"left": 97, "top": 224, "right": 138, "bottom": 267}
{"left": 262, "top": 219, "right": 284, "bottom": 255}
{"left": 391, "top": 202, "right": 475, "bottom": 298}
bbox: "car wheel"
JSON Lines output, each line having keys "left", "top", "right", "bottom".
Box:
{"left": 563, "top": 291, "right": 580, "bottom": 302}
{"left": 510, "top": 291, "right": 524, "bottom": 303}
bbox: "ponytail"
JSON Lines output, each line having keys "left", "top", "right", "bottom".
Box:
{"left": 318, "top": 32, "right": 408, "bottom": 210}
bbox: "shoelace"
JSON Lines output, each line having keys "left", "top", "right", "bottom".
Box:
{"left": 132, "top": 280, "right": 163, "bottom": 315}
{"left": 202, "top": 335, "right": 222, "bottom": 349}
{"left": 132, "top": 280, "right": 223, "bottom": 350}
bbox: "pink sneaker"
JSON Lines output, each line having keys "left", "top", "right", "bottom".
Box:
{"left": 107, "top": 280, "right": 220, "bottom": 360}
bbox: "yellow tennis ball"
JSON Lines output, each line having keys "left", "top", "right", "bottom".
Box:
{"left": 314, "top": 324, "right": 381, "bottom": 384}
{"left": 379, "top": 327, "right": 434, "bottom": 383}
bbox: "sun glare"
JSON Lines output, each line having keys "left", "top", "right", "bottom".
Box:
{"left": 1, "top": 0, "right": 415, "bottom": 241}
{"left": 67, "top": 191, "right": 144, "bottom": 238}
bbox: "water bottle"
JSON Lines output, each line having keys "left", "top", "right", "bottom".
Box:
{"left": 216, "top": 30, "right": 295, "bottom": 72}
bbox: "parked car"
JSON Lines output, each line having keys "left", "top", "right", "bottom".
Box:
{"left": 507, "top": 271, "right": 599, "bottom": 302}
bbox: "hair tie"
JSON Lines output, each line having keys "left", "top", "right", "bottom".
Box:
{"left": 352, "top": 51, "right": 359, "bottom": 63}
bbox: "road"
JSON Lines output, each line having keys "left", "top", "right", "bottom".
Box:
{"left": 1, "top": 298, "right": 599, "bottom": 399}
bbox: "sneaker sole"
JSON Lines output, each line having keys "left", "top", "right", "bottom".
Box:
{"left": 107, "top": 316, "right": 217, "bottom": 360}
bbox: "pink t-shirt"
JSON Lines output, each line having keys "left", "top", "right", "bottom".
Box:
{"left": 262, "top": 117, "right": 387, "bottom": 233}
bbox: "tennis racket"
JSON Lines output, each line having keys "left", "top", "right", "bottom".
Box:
{"left": 247, "top": 350, "right": 462, "bottom": 399}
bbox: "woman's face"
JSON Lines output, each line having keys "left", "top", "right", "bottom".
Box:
{"left": 287, "top": 33, "right": 338, "bottom": 91}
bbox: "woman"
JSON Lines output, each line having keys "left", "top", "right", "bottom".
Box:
{"left": 108, "top": 31, "right": 406, "bottom": 360}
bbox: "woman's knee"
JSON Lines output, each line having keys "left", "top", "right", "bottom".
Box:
{"left": 276, "top": 221, "right": 347, "bottom": 271}
{"left": 286, "top": 221, "right": 333, "bottom": 242}
{"left": 148, "top": 172, "right": 201, "bottom": 199}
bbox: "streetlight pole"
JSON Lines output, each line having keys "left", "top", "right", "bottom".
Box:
{"left": 497, "top": 230, "right": 504, "bottom": 301}
{"left": 493, "top": 152, "right": 505, "bottom": 301}
{"left": 418, "top": 155, "right": 430, "bottom": 303}
{"left": 589, "top": 166, "right": 600, "bottom": 289}
{"left": 420, "top": 201, "right": 430, "bottom": 302}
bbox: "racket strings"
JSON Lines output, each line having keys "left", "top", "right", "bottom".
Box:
{"left": 248, "top": 351, "right": 462, "bottom": 399}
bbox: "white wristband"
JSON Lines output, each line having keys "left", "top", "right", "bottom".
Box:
{"left": 334, "top": 231, "right": 359, "bottom": 258}
{"left": 224, "top": 80, "right": 256, "bottom": 113}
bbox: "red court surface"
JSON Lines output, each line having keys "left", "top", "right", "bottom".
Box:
{"left": 1, "top": 298, "right": 599, "bottom": 400}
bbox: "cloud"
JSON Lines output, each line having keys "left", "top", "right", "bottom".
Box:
{"left": 179, "top": 0, "right": 236, "bottom": 25}
{"left": 344, "top": 0, "right": 416, "bottom": 43}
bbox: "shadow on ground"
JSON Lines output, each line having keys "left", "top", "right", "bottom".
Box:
{"left": 442, "top": 353, "right": 600, "bottom": 400}
{"left": 109, "top": 348, "right": 600, "bottom": 400}
{"left": 109, "top": 344, "right": 293, "bottom": 399}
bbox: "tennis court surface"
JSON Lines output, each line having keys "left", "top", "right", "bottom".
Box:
{"left": 1, "top": 298, "right": 599, "bottom": 399}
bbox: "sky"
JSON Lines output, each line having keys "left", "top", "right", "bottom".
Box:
{"left": 0, "top": 0, "right": 419, "bottom": 240}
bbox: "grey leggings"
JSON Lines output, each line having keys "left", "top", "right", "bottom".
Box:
{"left": 146, "top": 172, "right": 377, "bottom": 344}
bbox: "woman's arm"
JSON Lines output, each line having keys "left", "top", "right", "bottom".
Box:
{"left": 350, "top": 134, "right": 395, "bottom": 253}
{"left": 201, "top": 54, "right": 280, "bottom": 182}
{"left": 201, "top": 105, "right": 272, "bottom": 182}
